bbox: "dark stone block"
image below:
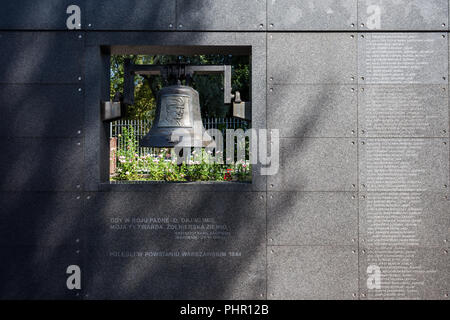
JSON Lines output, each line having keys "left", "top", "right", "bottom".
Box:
{"left": 268, "top": 246, "right": 358, "bottom": 299}
{"left": 358, "top": 0, "right": 448, "bottom": 31}
{"left": 85, "top": 31, "right": 249, "bottom": 49}
{"left": 85, "top": 0, "right": 176, "bottom": 30}
{"left": 0, "top": 0, "right": 84, "bottom": 30}
{"left": 268, "top": 85, "right": 357, "bottom": 138}
{"left": 0, "top": 85, "right": 84, "bottom": 138}
{"left": 0, "top": 32, "right": 83, "bottom": 84}
{"left": 268, "top": 33, "right": 357, "bottom": 84}
{"left": 176, "top": 0, "right": 266, "bottom": 31}
{"left": 359, "top": 85, "right": 449, "bottom": 138}
{"left": 268, "top": 0, "right": 357, "bottom": 31}
{"left": 0, "top": 192, "right": 82, "bottom": 247}
{"left": 97, "top": 181, "right": 262, "bottom": 193}
{"left": 83, "top": 46, "right": 110, "bottom": 191}
{"left": 0, "top": 245, "right": 82, "bottom": 299}
{"left": 83, "top": 191, "right": 266, "bottom": 299}
{"left": 268, "top": 138, "right": 358, "bottom": 191}
{"left": 85, "top": 249, "right": 265, "bottom": 299}
{"left": 268, "top": 192, "right": 358, "bottom": 246}
{"left": 0, "top": 138, "right": 83, "bottom": 191}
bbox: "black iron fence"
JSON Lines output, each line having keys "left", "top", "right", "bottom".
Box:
{"left": 109, "top": 118, "right": 249, "bottom": 174}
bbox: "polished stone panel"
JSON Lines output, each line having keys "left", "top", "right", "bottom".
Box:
{"left": 86, "top": 0, "right": 175, "bottom": 30}
{"left": 358, "top": 0, "right": 448, "bottom": 30}
{"left": 0, "top": 85, "right": 84, "bottom": 138}
{"left": 176, "top": 0, "right": 266, "bottom": 31}
{"left": 268, "top": 85, "right": 357, "bottom": 137}
{"left": 0, "top": 245, "right": 81, "bottom": 299}
{"left": 268, "top": 192, "right": 358, "bottom": 246}
{"left": 0, "top": 4, "right": 449, "bottom": 299}
{"left": 268, "top": 246, "right": 358, "bottom": 299}
{"left": 0, "top": 192, "right": 82, "bottom": 247}
{"left": 268, "top": 0, "right": 357, "bottom": 30}
{"left": 0, "top": 32, "right": 83, "bottom": 84}
{"left": 268, "top": 138, "right": 358, "bottom": 191}
{"left": 0, "top": 0, "right": 84, "bottom": 30}
{"left": 83, "top": 191, "right": 266, "bottom": 299}
{"left": 268, "top": 33, "right": 357, "bottom": 84}
{"left": 0, "top": 138, "right": 83, "bottom": 191}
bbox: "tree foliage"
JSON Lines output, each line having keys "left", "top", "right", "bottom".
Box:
{"left": 110, "top": 54, "right": 250, "bottom": 120}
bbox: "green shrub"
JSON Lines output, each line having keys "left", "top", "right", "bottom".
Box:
{"left": 112, "top": 127, "right": 251, "bottom": 182}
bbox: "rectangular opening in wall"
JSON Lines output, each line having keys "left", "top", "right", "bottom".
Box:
{"left": 107, "top": 49, "right": 252, "bottom": 183}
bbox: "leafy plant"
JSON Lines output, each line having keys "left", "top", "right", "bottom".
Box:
{"left": 115, "top": 127, "right": 140, "bottom": 180}
{"left": 110, "top": 54, "right": 250, "bottom": 119}
{"left": 112, "top": 127, "right": 251, "bottom": 182}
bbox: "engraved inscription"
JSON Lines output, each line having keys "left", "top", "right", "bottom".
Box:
{"left": 363, "top": 248, "right": 448, "bottom": 300}
{"left": 361, "top": 193, "right": 449, "bottom": 247}
{"left": 360, "top": 139, "right": 449, "bottom": 192}
{"left": 109, "top": 251, "right": 242, "bottom": 258}
{"left": 108, "top": 216, "right": 241, "bottom": 259}
{"left": 109, "top": 216, "right": 231, "bottom": 241}
{"left": 359, "top": 33, "right": 447, "bottom": 84}
{"left": 360, "top": 86, "right": 449, "bottom": 137}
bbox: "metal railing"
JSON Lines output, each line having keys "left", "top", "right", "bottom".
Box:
{"left": 109, "top": 118, "right": 249, "bottom": 174}
{"left": 110, "top": 118, "right": 249, "bottom": 143}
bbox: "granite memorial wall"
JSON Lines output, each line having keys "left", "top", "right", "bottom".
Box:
{"left": 0, "top": 0, "right": 448, "bottom": 300}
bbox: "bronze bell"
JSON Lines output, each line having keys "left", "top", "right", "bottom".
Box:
{"left": 140, "top": 85, "right": 213, "bottom": 148}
